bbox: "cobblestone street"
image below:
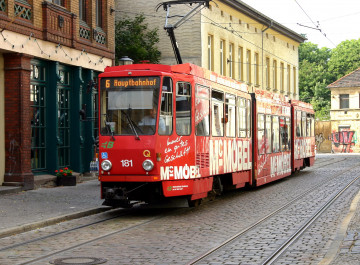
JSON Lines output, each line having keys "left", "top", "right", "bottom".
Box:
{"left": 0, "top": 154, "right": 359, "bottom": 264}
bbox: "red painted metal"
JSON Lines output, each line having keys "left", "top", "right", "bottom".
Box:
{"left": 97, "top": 63, "right": 315, "bottom": 205}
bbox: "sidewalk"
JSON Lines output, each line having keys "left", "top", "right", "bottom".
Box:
{"left": 0, "top": 179, "right": 109, "bottom": 238}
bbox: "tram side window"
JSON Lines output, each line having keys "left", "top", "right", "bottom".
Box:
{"left": 258, "top": 113, "right": 265, "bottom": 154}
{"left": 286, "top": 117, "right": 291, "bottom": 150}
{"left": 272, "top": 116, "right": 280, "bottom": 153}
{"left": 310, "top": 114, "right": 315, "bottom": 137}
{"left": 195, "top": 85, "right": 210, "bottom": 136}
{"left": 265, "top": 115, "right": 272, "bottom": 153}
{"left": 159, "top": 76, "right": 173, "bottom": 135}
{"left": 176, "top": 82, "right": 191, "bottom": 136}
{"left": 246, "top": 99, "right": 251, "bottom": 137}
{"left": 226, "top": 94, "right": 236, "bottom": 137}
{"left": 296, "top": 110, "right": 301, "bottom": 137}
{"left": 302, "top": 111, "right": 306, "bottom": 137}
{"left": 212, "top": 90, "right": 224, "bottom": 137}
{"left": 306, "top": 114, "right": 311, "bottom": 137}
{"left": 237, "top": 97, "right": 246, "bottom": 137}
{"left": 280, "top": 116, "right": 290, "bottom": 151}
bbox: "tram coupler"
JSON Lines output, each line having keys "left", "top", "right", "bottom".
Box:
{"left": 102, "top": 187, "right": 132, "bottom": 208}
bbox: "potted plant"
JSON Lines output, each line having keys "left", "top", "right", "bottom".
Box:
{"left": 55, "top": 167, "right": 76, "bottom": 186}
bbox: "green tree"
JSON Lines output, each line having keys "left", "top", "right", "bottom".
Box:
{"left": 299, "top": 39, "right": 360, "bottom": 120}
{"left": 115, "top": 15, "right": 161, "bottom": 64}
{"left": 328, "top": 39, "right": 360, "bottom": 80}
{"left": 298, "top": 42, "right": 331, "bottom": 114}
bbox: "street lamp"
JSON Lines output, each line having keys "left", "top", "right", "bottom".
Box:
{"left": 118, "top": 56, "right": 134, "bottom": 65}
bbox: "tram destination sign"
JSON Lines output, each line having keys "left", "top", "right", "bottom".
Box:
{"left": 102, "top": 77, "right": 160, "bottom": 89}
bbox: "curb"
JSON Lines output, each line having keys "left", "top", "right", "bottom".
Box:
{"left": 0, "top": 206, "right": 112, "bottom": 239}
{"left": 0, "top": 186, "right": 23, "bottom": 196}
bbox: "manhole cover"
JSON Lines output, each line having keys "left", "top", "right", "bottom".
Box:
{"left": 50, "top": 257, "right": 107, "bottom": 265}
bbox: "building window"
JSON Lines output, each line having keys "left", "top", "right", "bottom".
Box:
{"left": 246, "top": 49, "right": 251, "bottom": 84}
{"left": 293, "top": 67, "right": 296, "bottom": 95}
{"left": 340, "top": 94, "right": 349, "bottom": 109}
{"left": 273, "top": 60, "right": 277, "bottom": 91}
{"left": 220, "top": 40, "right": 225, "bottom": 75}
{"left": 207, "top": 35, "right": 214, "bottom": 71}
{"left": 254, "top": 52, "right": 259, "bottom": 86}
{"left": 266, "top": 57, "right": 270, "bottom": 89}
{"left": 79, "top": 0, "right": 86, "bottom": 21}
{"left": 287, "top": 65, "right": 291, "bottom": 94}
{"left": 96, "top": 0, "right": 102, "bottom": 28}
{"left": 47, "top": 0, "right": 65, "bottom": 6}
{"left": 238, "top": 46, "right": 243, "bottom": 81}
{"left": 229, "top": 43, "right": 234, "bottom": 78}
{"left": 280, "top": 62, "right": 284, "bottom": 92}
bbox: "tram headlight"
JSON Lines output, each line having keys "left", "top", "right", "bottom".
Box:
{"left": 101, "top": 160, "right": 112, "bottom": 171}
{"left": 142, "top": 159, "right": 154, "bottom": 171}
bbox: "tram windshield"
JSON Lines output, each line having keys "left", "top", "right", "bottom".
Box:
{"left": 100, "top": 76, "right": 161, "bottom": 136}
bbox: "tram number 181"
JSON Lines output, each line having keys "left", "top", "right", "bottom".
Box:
{"left": 121, "top": 160, "right": 133, "bottom": 167}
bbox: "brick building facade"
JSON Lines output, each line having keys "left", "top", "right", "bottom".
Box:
{"left": 0, "top": 0, "right": 115, "bottom": 188}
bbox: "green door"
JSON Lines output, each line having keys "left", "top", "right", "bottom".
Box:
{"left": 30, "top": 61, "right": 48, "bottom": 171}
{"left": 57, "top": 66, "right": 72, "bottom": 167}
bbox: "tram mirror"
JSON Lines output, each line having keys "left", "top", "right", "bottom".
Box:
{"left": 79, "top": 104, "right": 87, "bottom": 121}
{"left": 105, "top": 122, "right": 115, "bottom": 133}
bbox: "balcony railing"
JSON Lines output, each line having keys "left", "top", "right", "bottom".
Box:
{"left": 14, "top": 0, "right": 32, "bottom": 21}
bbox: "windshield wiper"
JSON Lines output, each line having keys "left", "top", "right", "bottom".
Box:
{"left": 122, "top": 110, "right": 140, "bottom": 140}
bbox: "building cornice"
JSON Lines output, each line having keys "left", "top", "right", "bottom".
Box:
{"left": 221, "top": 0, "right": 307, "bottom": 43}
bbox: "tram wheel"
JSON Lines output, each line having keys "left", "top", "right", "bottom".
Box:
{"left": 188, "top": 198, "right": 202, "bottom": 207}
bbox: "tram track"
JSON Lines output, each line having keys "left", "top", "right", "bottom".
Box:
{"left": 0, "top": 207, "right": 184, "bottom": 265}
{"left": 188, "top": 158, "right": 360, "bottom": 265}
{"left": 0, "top": 157, "right": 354, "bottom": 265}
{"left": 261, "top": 175, "right": 360, "bottom": 265}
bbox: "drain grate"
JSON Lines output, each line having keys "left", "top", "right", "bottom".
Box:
{"left": 50, "top": 257, "right": 107, "bottom": 265}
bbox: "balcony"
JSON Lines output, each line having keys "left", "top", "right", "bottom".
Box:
{"left": 42, "top": 1, "right": 76, "bottom": 47}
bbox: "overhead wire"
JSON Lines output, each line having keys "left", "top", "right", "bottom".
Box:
{"left": 293, "top": 0, "right": 336, "bottom": 47}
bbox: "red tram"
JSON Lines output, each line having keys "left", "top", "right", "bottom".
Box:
{"left": 97, "top": 63, "right": 315, "bottom": 207}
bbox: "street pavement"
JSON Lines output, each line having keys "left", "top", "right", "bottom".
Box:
{"left": 0, "top": 156, "right": 359, "bottom": 264}
{"left": 0, "top": 179, "right": 109, "bottom": 238}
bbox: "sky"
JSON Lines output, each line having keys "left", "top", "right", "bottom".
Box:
{"left": 240, "top": 0, "right": 360, "bottom": 48}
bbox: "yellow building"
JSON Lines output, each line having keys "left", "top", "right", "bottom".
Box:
{"left": 327, "top": 68, "right": 360, "bottom": 153}
{"left": 115, "top": 0, "right": 305, "bottom": 97}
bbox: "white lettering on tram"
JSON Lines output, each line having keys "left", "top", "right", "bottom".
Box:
{"left": 209, "top": 139, "right": 251, "bottom": 175}
{"left": 160, "top": 165, "right": 200, "bottom": 180}
{"left": 270, "top": 153, "right": 291, "bottom": 177}
{"left": 295, "top": 139, "right": 312, "bottom": 159}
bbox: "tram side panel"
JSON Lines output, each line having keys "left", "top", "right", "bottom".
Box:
{"left": 291, "top": 100, "right": 315, "bottom": 172}
{"left": 253, "top": 90, "right": 292, "bottom": 186}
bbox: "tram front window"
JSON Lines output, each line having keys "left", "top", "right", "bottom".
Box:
{"left": 100, "top": 76, "right": 161, "bottom": 136}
